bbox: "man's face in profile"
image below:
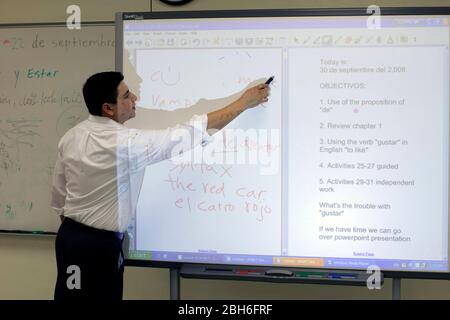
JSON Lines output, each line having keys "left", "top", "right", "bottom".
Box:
{"left": 113, "top": 80, "right": 138, "bottom": 124}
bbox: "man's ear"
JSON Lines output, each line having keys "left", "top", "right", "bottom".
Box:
{"left": 102, "top": 103, "right": 114, "bottom": 117}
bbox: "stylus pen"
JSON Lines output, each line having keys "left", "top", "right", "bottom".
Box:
{"left": 265, "top": 76, "right": 275, "bottom": 85}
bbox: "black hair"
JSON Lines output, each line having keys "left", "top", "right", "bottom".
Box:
{"left": 82, "top": 71, "right": 124, "bottom": 116}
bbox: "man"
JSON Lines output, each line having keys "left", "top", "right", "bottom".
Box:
{"left": 51, "top": 71, "right": 270, "bottom": 300}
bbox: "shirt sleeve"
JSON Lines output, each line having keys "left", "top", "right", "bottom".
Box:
{"left": 50, "top": 146, "right": 67, "bottom": 216}
{"left": 124, "top": 114, "right": 211, "bottom": 172}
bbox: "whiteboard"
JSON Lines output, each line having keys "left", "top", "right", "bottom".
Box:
{"left": 120, "top": 12, "right": 450, "bottom": 275}
{"left": 0, "top": 24, "right": 114, "bottom": 233}
{"left": 124, "top": 48, "right": 283, "bottom": 254}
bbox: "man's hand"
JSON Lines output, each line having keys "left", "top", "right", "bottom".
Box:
{"left": 206, "top": 83, "right": 271, "bottom": 133}
{"left": 239, "top": 83, "right": 270, "bottom": 110}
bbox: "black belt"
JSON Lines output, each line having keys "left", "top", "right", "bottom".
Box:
{"left": 63, "top": 217, "right": 124, "bottom": 241}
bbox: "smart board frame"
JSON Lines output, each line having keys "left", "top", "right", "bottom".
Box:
{"left": 117, "top": 7, "right": 450, "bottom": 280}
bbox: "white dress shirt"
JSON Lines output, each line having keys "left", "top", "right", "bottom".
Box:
{"left": 51, "top": 114, "right": 209, "bottom": 232}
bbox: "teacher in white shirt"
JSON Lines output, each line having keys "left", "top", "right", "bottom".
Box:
{"left": 51, "top": 71, "right": 270, "bottom": 300}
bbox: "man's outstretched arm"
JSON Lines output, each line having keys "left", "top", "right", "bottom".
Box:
{"left": 206, "top": 83, "right": 270, "bottom": 134}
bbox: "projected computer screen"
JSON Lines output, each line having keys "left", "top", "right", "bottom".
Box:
{"left": 119, "top": 10, "right": 449, "bottom": 273}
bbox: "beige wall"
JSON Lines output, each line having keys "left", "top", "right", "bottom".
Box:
{"left": 153, "top": 0, "right": 450, "bottom": 11}
{"left": 1, "top": 0, "right": 449, "bottom": 23}
{"left": 0, "top": 0, "right": 449, "bottom": 300}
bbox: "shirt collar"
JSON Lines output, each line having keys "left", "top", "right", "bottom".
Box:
{"left": 88, "top": 115, "right": 125, "bottom": 129}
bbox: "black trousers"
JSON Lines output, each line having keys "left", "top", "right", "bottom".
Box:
{"left": 54, "top": 218, "right": 125, "bottom": 301}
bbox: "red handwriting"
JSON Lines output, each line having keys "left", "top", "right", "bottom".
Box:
{"left": 220, "top": 135, "right": 280, "bottom": 155}
{"left": 237, "top": 76, "right": 253, "bottom": 84}
{"left": 236, "top": 76, "right": 278, "bottom": 89}
{"left": 174, "top": 197, "right": 234, "bottom": 213}
{"left": 165, "top": 164, "right": 272, "bottom": 222}
{"left": 236, "top": 188, "right": 267, "bottom": 201}
{"left": 151, "top": 95, "right": 195, "bottom": 109}
{"left": 170, "top": 163, "right": 233, "bottom": 178}
{"left": 165, "top": 175, "right": 226, "bottom": 197}
{"left": 150, "top": 68, "right": 181, "bottom": 86}
{"left": 202, "top": 182, "right": 225, "bottom": 197}
{"left": 164, "top": 174, "right": 197, "bottom": 192}
{"left": 244, "top": 201, "right": 272, "bottom": 222}
{"left": 198, "top": 201, "right": 235, "bottom": 213}
{"left": 172, "top": 197, "right": 272, "bottom": 222}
